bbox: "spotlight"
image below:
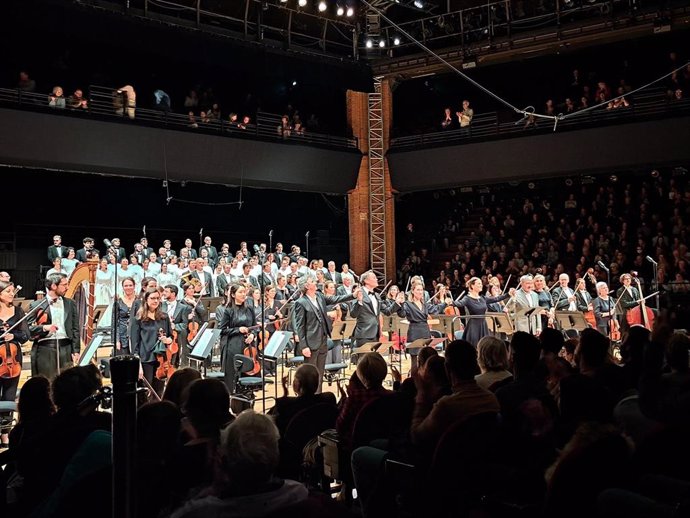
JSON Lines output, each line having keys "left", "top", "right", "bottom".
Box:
{"left": 181, "top": 180, "right": 186, "bottom": 187}
{"left": 292, "top": 80, "right": 297, "bottom": 86}
{"left": 393, "top": 36, "right": 401, "bottom": 45}
{"left": 527, "top": 182, "right": 536, "bottom": 190}
{"left": 609, "top": 174, "right": 618, "bottom": 183}
{"left": 346, "top": 6, "right": 354, "bottom": 16}
{"left": 280, "top": 0, "right": 287, "bottom": 2}
{"left": 651, "top": 169, "right": 660, "bottom": 178}
{"left": 298, "top": 0, "right": 306, "bottom": 6}
{"left": 336, "top": 5, "right": 344, "bottom": 15}
{"left": 162, "top": 180, "right": 168, "bottom": 188}
{"left": 378, "top": 39, "right": 385, "bottom": 48}
{"left": 318, "top": 1, "right": 327, "bottom": 12}
{"left": 565, "top": 178, "right": 573, "bottom": 187}
{"left": 365, "top": 38, "right": 373, "bottom": 48}
{"left": 413, "top": 0, "right": 424, "bottom": 8}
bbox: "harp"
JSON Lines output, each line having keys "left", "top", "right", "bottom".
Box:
{"left": 66, "top": 259, "right": 99, "bottom": 349}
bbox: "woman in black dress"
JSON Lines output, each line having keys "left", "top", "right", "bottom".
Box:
{"left": 218, "top": 284, "right": 256, "bottom": 394}
{"left": 0, "top": 280, "right": 29, "bottom": 447}
{"left": 396, "top": 283, "right": 446, "bottom": 374}
{"left": 112, "top": 277, "right": 137, "bottom": 356}
{"left": 451, "top": 277, "right": 515, "bottom": 347}
{"left": 130, "top": 288, "right": 173, "bottom": 398}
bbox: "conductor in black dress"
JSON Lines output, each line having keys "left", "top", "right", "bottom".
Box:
{"left": 292, "top": 273, "right": 359, "bottom": 393}
{"left": 450, "top": 277, "right": 515, "bottom": 347}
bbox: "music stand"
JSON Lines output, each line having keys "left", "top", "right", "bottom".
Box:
{"left": 555, "top": 311, "right": 589, "bottom": 333}
{"left": 78, "top": 333, "right": 105, "bottom": 366}
{"left": 405, "top": 338, "right": 431, "bottom": 355}
{"left": 260, "top": 330, "right": 292, "bottom": 404}
{"left": 352, "top": 341, "right": 383, "bottom": 355}
{"left": 93, "top": 304, "right": 109, "bottom": 329}
{"left": 190, "top": 328, "right": 222, "bottom": 361}
{"left": 515, "top": 306, "right": 546, "bottom": 335}
{"left": 485, "top": 312, "right": 514, "bottom": 336}
{"left": 202, "top": 296, "right": 225, "bottom": 317}
{"left": 337, "top": 319, "right": 357, "bottom": 362}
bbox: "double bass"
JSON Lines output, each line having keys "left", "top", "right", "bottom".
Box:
{"left": 626, "top": 276, "right": 655, "bottom": 331}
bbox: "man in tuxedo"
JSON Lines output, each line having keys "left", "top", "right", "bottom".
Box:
{"left": 288, "top": 245, "right": 302, "bottom": 264}
{"left": 179, "top": 238, "right": 198, "bottom": 259}
{"left": 337, "top": 274, "right": 355, "bottom": 297}
{"left": 238, "top": 262, "right": 259, "bottom": 289}
{"left": 292, "top": 273, "right": 358, "bottom": 392}
{"left": 140, "top": 237, "right": 154, "bottom": 259}
{"left": 76, "top": 237, "right": 99, "bottom": 262}
{"left": 47, "top": 235, "right": 69, "bottom": 264}
{"left": 513, "top": 275, "right": 543, "bottom": 335}
{"left": 216, "top": 262, "right": 235, "bottom": 297}
{"left": 274, "top": 242, "right": 286, "bottom": 266}
{"left": 29, "top": 273, "right": 80, "bottom": 379}
{"left": 551, "top": 274, "right": 578, "bottom": 311}
{"left": 161, "top": 240, "right": 176, "bottom": 260}
{"left": 109, "top": 238, "right": 127, "bottom": 262}
{"left": 190, "top": 259, "right": 214, "bottom": 297}
{"left": 324, "top": 261, "right": 342, "bottom": 285}
{"left": 162, "top": 285, "right": 189, "bottom": 367}
{"left": 199, "top": 236, "right": 218, "bottom": 265}
{"left": 261, "top": 261, "right": 274, "bottom": 287}
{"left": 350, "top": 271, "right": 395, "bottom": 349}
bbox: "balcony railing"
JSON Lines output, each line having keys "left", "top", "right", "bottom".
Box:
{"left": 390, "top": 88, "right": 690, "bottom": 150}
{"left": 0, "top": 85, "right": 358, "bottom": 151}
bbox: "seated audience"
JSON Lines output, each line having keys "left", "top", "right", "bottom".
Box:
{"left": 475, "top": 335, "right": 513, "bottom": 391}
{"left": 170, "top": 410, "right": 309, "bottom": 518}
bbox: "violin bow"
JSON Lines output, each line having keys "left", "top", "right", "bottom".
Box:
{"left": 501, "top": 274, "right": 512, "bottom": 295}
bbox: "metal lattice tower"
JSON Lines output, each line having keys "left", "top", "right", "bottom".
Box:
{"left": 368, "top": 76, "right": 386, "bottom": 283}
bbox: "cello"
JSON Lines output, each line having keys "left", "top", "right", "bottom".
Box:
{"left": 626, "top": 276, "right": 655, "bottom": 331}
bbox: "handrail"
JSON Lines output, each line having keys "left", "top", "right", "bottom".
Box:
{"left": 390, "top": 89, "right": 690, "bottom": 150}
{"left": 0, "top": 86, "right": 358, "bottom": 151}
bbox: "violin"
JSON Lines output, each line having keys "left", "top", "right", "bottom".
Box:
{"left": 155, "top": 328, "right": 176, "bottom": 380}
{"left": 0, "top": 323, "right": 21, "bottom": 379}
{"left": 626, "top": 276, "right": 655, "bottom": 331}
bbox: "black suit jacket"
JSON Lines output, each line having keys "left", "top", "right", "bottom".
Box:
{"left": 111, "top": 247, "right": 127, "bottom": 262}
{"left": 76, "top": 247, "right": 100, "bottom": 262}
{"left": 324, "top": 271, "right": 342, "bottom": 284}
{"left": 216, "top": 273, "right": 234, "bottom": 297}
{"left": 274, "top": 252, "right": 286, "bottom": 265}
{"left": 47, "top": 245, "right": 69, "bottom": 264}
{"left": 199, "top": 245, "right": 218, "bottom": 263}
{"left": 162, "top": 300, "right": 189, "bottom": 334}
{"left": 191, "top": 271, "right": 214, "bottom": 297}
{"left": 179, "top": 247, "right": 198, "bottom": 259}
{"left": 350, "top": 290, "right": 393, "bottom": 340}
{"left": 292, "top": 292, "right": 354, "bottom": 351}
{"left": 29, "top": 297, "right": 81, "bottom": 354}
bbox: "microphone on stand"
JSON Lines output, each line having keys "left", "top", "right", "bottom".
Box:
{"left": 103, "top": 238, "right": 112, "bottom": 248}
{"left": 269, "top": 230, "right": 273, "bottom": 238}
{"left": 597, "top": 261, "right": 609, "bottom": 272}
{"left": 645, "top": 256, "right": 658, "bottom": 265}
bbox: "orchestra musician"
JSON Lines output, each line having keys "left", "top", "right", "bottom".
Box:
{"left": 593, "top": 281, "right": 617, "bottom": 337}
{"left": 112, "top": 277, "right": 137, "bottom": 356}
{"left": 615, "top": 273, "right": 640, "bottom": 336}
{"left": 0, "top": 280, "right": 29, "bottom": 446}
{"left": 218, "top": 284, "right": 256, "bottom": 394}
{"left": 130, "top": 289, "right": 173, "bottom": 398}
{"left": 550, "top": 274, "right": 578, "bottom": 312}
{"left": 574, "top": 277, "right": 596, "bottom": 328}
{"left": 512, "top": 275, "right": 543, "bottom": 336}
{"left": 323, "top": 280, "right": 344, "bottom": 365}
{"left": 533, "top": 274, "right": 554, "bottom": 329}
{"left": 162, "top": 285, "right": 189, "bottom": 367}
{"left": 292, "top": 274, "right": 358, "bottom": 393}
{"left": 29, "top": 274, "right": 80, "bottom": 379}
